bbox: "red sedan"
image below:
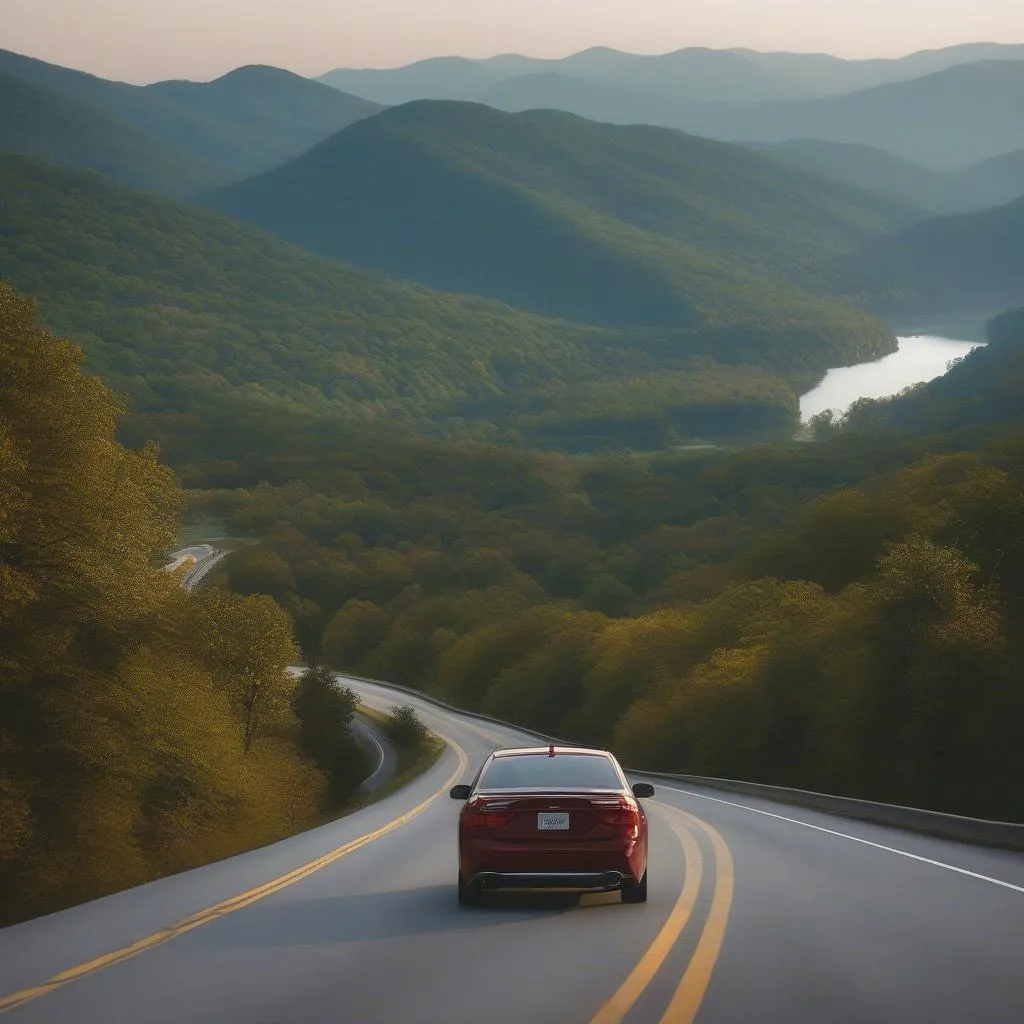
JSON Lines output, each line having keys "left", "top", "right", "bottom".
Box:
{"left": 450, "top": 745, "right": 654, "bottom": 906}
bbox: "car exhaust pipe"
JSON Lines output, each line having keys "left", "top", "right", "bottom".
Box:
{"left": 600, "top": 871, "right": 624, "bottom": 887}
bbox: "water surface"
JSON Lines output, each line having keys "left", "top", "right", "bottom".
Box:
{"left": 800, "top": 335, "right": 984, "bottom": 422}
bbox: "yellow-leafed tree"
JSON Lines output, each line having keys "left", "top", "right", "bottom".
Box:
{"left": 0, "top": 283, "right": 326, "bottom": 924}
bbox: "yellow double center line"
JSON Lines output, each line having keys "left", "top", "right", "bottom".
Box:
{"left": 0, "top": 738, "right": 468, "bottom": 1016}
{"left": 660, "top": 807, "right": 735, "bottom": 1023}
{"left": 589, "top": 802, "right": 735, "bottom": 1024}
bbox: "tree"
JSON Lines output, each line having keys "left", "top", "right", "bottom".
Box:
{"left": 193, "top": 588, "right": 299, "bottom": 752}
{"left": 384, "top": 704, "right": 428, "bottom": 748}
{"left": 321, "top": 599, "right": 392, "bottom": 670}
{"left": 226, "top": 546, "right": 296, "bottom": 599}
{"left": 580, "top": 573, "right": 635, "bottom": 617}
{"left": 292, "top": 665, "right": 365, "bottom": 804}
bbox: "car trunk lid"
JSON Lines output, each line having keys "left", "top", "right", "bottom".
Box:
{"left": 466, "top": 792, "right": 635, "bottom": 842}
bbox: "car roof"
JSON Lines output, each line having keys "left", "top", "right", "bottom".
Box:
{"left": 490, "top": 746, "right": 613, "bottom": 758}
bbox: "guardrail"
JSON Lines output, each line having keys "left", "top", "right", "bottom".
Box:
{"left": 324, "top": 667, "right": 1024, "bottom": 852}
{"left": 624, "top": 771, "right": 1024, "bottom": 852}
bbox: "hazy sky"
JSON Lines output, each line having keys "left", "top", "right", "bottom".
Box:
{"left": 5, "top": 0, "right": 1022, "bottom": 83}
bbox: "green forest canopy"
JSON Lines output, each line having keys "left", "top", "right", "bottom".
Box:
{"left": 0, "top": 48, "right": 378, "bottom": 193}
{"left": 0, "top": 156, "right": 891, "bottom": 450}
{"left": 211, "top": 101, "right": 907, "bottom": 336}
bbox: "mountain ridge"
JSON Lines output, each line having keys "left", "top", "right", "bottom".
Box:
{"left": 853, "top": 192, "right": 1024, "bottom": 312}
{"left": 0, "top": 152, "right": 830, "bottom": 448}
{"left": 0, "top": 49, "right": 379, "bottom": 190}
{"left": 0, "top": 69, "right": 218, "bottom": 195}
{"left": 319, "top": 50, "right": 1024, "bottom": 169}
{"left": 209, "top": 99, "right": 908, "bottom": 364}
{"left": 318, "top": 40, "right": 1024, "bottom": 107}
{"left": 750, "top": 139, "right": 1024, "bottom": 213}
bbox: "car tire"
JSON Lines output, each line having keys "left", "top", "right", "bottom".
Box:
{"left": 621, "top": 869, "right": 648, "bottom": 904}
{"left": 458, "top": 872, "right": 482, "bottom": 907}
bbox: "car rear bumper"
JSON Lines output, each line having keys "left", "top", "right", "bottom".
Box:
{"left": 460, "top": 837, "right": 646, "bottom": 887}
{"left": 471, "top": 869, "right": 628, "bottom": 891}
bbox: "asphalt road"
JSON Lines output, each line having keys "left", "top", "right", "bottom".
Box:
{"left": 1, "top": 676, "right": 1023, "bottom": 1023}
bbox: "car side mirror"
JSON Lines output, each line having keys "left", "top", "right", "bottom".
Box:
{"left": 631, "top": 782, "right": 655, "bottom": 798}
{"left": 449, "top": 784, "right": 472, "bottom": 800}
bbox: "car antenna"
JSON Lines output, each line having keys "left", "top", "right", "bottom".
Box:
{"left": 548, "top": 744, "right": 555, "bottom": 757}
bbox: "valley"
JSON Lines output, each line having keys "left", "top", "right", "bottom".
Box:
{"left": 2, "top": 29, "right": 1024, "bottom": 943}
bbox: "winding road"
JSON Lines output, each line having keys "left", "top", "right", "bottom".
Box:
{"left": 1, "top": 676, "right": 1023, "bottom": 1022}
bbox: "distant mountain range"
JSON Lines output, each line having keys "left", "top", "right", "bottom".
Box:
{"left": 320, "top": 46, "right": 1024, "bottom": 170}
{"left": 750, "top": 140, "right": 1024, "bottom": 214}
{"left": 695, "top": 61, "right": 1024, "bottom": 169}
{"left": 209, "top": 101, "right": 906, "bottom": 364}
{"left": 1, "top": 43, "right": 1021, "bottom": 444}
{"left": 0, "top": 49, "right": 378, "bottom": 193}
{"left": 319, "top": 42, "right": 1024, "bottom": 106}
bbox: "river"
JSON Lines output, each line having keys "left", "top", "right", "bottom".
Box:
{"left": 799, "top": 335, "right": 984, "bottom": 422}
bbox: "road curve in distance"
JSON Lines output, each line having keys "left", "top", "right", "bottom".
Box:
{"left": 351, "top": 711, "right": 397, "bottom": 792}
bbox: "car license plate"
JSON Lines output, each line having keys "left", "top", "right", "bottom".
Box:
{"left": 538, "top": 812, "right": 570, "bottom": 830}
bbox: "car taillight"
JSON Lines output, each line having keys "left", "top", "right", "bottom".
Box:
{"left": 600, "top": 800, "right": 640, "bottom": 836}
{"left": 463, "top": 811, "right": 514, "bottom": 829}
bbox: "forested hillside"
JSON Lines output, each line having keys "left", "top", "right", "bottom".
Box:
{"left": 0, "top": 71, "right": 217, "bottom": 196}
{"left": 0, "top": 283, "right": 367, "bottom": 925}
{"left": 210, "top": 101, "right": 904, "bottom": 346}
{"left": 0, "top": 156, "right": 872, "bottom": 449}
{"left": 852, "top": 193, "right": 1024, "bottom": 311}
{"left": 142, "top": 65, "right": 381, "bottom": 177}
{"left": 177, "top": 308, "right": 1024, "bottom": 822}
{"left": 0, "top": 49, "right": 378, "bottom": 191}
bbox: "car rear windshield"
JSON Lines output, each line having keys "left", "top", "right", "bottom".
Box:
{"left": 478, "top": 753, "right": 622, "bottom": 791}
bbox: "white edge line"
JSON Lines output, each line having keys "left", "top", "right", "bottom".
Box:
{"left": 660, "top": 785, "right": 1024, "bottom": 895}
{"left": 354, "top": 717, "right": 387, "bottom": 785}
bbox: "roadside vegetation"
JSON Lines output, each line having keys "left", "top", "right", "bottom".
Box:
{"left": 0, "top": 285, "right": 367, "bottom": 925}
